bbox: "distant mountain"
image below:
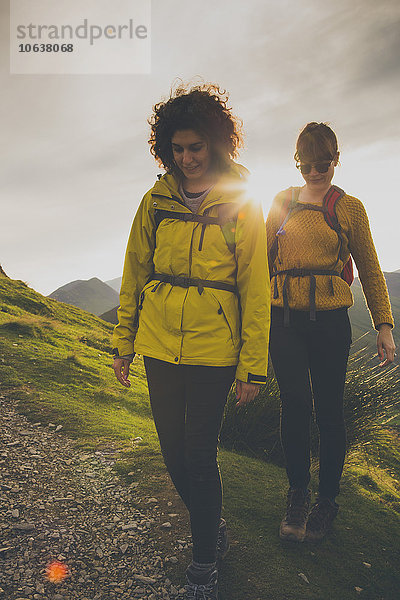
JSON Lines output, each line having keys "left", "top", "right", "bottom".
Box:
{"left": 48, "top": 277, "right": 119, "bottom": 316}
{"left": 105, "top": 277, "right": 122, "bottom": 293}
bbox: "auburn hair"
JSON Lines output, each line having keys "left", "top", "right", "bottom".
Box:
{"left": 294, "top": 122, "right": 339, "bottom": 163}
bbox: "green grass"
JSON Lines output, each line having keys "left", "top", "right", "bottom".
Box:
{"left": 218, "top": 450, "right": 400, "bottom": 600}
{"left": 1, "top": 275, "right": 400, "bottom": 600}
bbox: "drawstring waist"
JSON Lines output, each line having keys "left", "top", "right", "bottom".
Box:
{"left": 271, "top": 268, "right": 341, "bottom": 326}
{"left": 138, "top": 273, "right": 238, "bottom": 310}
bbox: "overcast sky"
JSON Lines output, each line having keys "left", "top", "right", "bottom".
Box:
{"left": 1, "top": 0, "right": 399, "bottom": 295}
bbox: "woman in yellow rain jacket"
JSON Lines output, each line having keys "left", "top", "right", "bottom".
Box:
{"left": 112, "top": 83, "right": 270, "bottom": 599}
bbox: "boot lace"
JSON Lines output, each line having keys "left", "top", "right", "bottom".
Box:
{"left": 285, "top": 489, "right": 309, "bottom": 525}
{"left": 185, "top": 579, "right": 217, "bottom": 600}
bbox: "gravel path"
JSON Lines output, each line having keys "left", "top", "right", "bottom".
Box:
{"left": 0, "top": 395, "right": 190, "bottom": 600}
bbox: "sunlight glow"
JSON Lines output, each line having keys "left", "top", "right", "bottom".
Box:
{"left": 45, "top": 561, "right": 69, "bottom": 583}
{"left": 244, "top": 164, "right": 294, "bottom": 218}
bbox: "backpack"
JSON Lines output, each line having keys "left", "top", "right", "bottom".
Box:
{"left": 270, "top": 185, "right": 354, "bottom": 285}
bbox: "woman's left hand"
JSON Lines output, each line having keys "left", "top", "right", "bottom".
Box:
{"left": 377, "top": 324, "right": 396, "bottom": 367}
{"left": 235, "top": 380, "right": 260, "bottom": 406}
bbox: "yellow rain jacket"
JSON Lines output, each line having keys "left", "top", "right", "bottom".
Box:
{"left": 113, "top": 162, "right": 271, "bottom": 383}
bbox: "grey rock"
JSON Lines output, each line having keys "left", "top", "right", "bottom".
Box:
{"left": 122, "top": 522, "right": 138, "bottom": 530}
{"left": 22, "top": 587, "right": 34, "bottom": 595}
{"left": 134, "top": 575, "right": 157, "bottom": 584}
{"left": 13, "top": 523, "right": 35, "bottom": 531}
{"left": 35, "top": 582, "right": 45, "bottom": 593}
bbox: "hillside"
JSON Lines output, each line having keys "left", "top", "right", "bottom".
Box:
{"left": 1, "top": 275, "right": 400, "bottom": 599}
{"left": 48, "top": 277, "right": 119, "bottom": 316}
{"left": 100, "top": 305, "right": 119, "bottom": 324}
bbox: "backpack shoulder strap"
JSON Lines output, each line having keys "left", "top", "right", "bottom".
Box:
{"left": 322, "top": 185, "right": 345, "bottom": 231}
{"left": 276, "top": 187, "right": 298, "bottom": 234}
{"left": 269, "top": 188, "right": 297, "bottom": 267}
{"left": 154, "top": 204, "right": 238, "bottom": 254}
{"left": 218, "top": 203, "right": 239, "bottom": 254}
{"left": 322, "top": 186, "right": 354, "bottom": 285}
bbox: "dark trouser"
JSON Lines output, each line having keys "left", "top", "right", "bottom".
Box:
{"left": 144, "top": 357, "right": 235, "bottom": 563}
{"left": 269, "top": 307, "right": 352, "bottom": 499}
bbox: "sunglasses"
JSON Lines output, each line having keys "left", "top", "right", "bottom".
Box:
{"left": 296, "top": 160, "right": 333, "bottom": 175}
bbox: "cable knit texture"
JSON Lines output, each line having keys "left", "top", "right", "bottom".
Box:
{"left": 266, "top": 187, "right": 394, "bottom": 330}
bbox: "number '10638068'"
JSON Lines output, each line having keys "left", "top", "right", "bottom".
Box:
{"left": 18, "top": 43, "right": 74, "bottom": 52}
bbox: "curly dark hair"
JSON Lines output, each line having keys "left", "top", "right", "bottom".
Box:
{"left": 294, "top": 122, "right": 339, "bottom": 163}
{"left": 148, "top": 82, "right": 243, "bottom": 175}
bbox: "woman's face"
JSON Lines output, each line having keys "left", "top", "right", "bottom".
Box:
{"left": 298, "top": 153, "right": 339, "bottom": 190}
{"left": 171, "top": 129, "right": 212, "bottom": 184}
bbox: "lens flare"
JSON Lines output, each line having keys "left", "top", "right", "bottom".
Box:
{"left": 45, "top": 560, "right": 69, "bottom": 583}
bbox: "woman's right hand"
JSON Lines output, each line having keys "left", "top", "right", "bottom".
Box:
{"left": 235, "top": 380, "right": 260, "bottom": 406}
{"left": 377, "top": 324, "right": 396, "bottom": 367}
{"left": 113, "top": 358, "right": 132, "bottom": 388}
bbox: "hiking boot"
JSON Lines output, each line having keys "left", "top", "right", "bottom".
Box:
{"left": 184, "top": 568, "right": 218, "bottom": 599}
{"left": 217, "top": 517, "right": 230, "bottom": 562}
{"left": 305, "top": 497, "right": 339, "bottom": 541}
{"left": 279, "top": 488, "right": 311, "bottom": 542}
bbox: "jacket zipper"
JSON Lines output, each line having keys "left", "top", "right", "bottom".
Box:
{"left": 198, "top": 223, "right": 206, "bottom": 251}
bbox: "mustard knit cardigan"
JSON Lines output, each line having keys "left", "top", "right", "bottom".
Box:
{"left": 266, "top": 187, "right": 394, "bottom": 330}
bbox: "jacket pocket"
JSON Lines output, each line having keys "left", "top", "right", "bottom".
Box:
{"left": 211, "top": 291, "right": 241, "bottom": 347}
{"left": 138, "top": 280, "right": 159, "bottom": 310}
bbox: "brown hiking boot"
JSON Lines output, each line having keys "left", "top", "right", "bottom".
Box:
{"left": 279, "top": 488, "right": 311, "bottom": 542}
{"left": 305, "top": 497, "right": 339, "bottom": 541}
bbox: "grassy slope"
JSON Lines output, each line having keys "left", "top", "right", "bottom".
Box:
{"left": 1, "top": 275, "right": 399, "bottom": 600}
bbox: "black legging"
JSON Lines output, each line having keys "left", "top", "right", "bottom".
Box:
{"left": 269, "top": 307, "right": 352, "bottom": 499}
{"left": 144, "top": 357, "right": 235, "bottom": 563}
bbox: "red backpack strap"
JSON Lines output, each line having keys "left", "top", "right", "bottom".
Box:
{"left": 341, "top": 259, "right": 354, "bottom": 286}
{"left": 322, "top": 185, "right": 345, "bottom": 230}
{"left": 322, "top": 185, "right": 354, "bottom": 286}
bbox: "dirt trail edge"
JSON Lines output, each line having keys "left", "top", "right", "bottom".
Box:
{"left": 0, "top": 395, "right": 189, "bottom": 600}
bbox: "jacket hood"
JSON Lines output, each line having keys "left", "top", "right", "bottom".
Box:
{"left": 150, "top": 162, "right": 249, "bottom": 204}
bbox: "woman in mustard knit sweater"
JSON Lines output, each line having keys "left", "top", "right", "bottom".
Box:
{"left": 266, "top": 122, "right": 396, "bottom": 542}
